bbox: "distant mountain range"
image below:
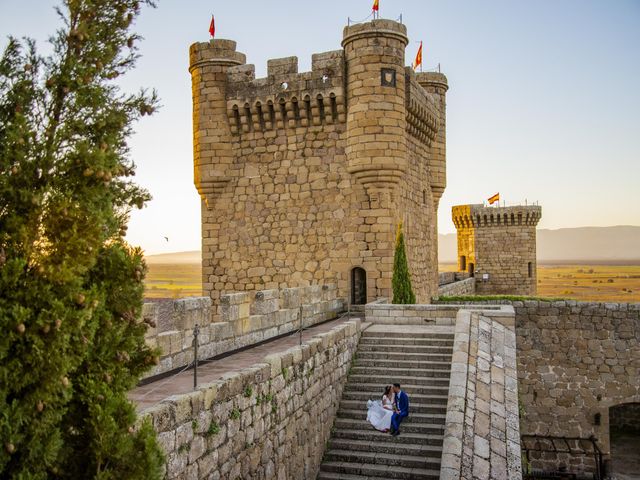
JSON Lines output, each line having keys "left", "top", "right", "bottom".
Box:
{"left": 145, "top": 226, "right": 640, "bottom": 265}
{"left": 439, "top": 225, "right": 640, "bottom": 264}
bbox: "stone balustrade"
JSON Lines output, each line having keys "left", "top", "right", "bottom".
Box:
{"left": 141, "top": 284, "right": 345, "bottom": 379}
{"left": 138, "top": 319, "right": 362, "bottom": 479}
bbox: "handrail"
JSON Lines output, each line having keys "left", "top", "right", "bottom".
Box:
{"left": 521, "top": 434, "right": 604, "bottom": 480}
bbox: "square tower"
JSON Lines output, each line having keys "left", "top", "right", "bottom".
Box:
{"left": 452, "top": 204, "right": 542, "bottom": 295}
{"left": 190, "top": 20, "right": 448, "bottom": 307}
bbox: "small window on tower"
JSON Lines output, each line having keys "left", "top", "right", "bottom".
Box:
{"left": 460, "top": 256, "right": 467, "bottom": 271}
{"left": 423, "top": 190, "right": 427, "bottom": 205}
{"left": 528, "top": 262, "right": 533, "bottom": 278}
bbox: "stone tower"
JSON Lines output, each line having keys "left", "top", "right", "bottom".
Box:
{"left": 452, "top": 204, "right": 542, "bottom": 295}
{"left": 189, "top": 19, "right": 448, "bottom": 307}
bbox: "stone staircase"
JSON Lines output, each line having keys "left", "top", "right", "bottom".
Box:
{"left": 317, "top": 327, "right": 455, "bottom": 479}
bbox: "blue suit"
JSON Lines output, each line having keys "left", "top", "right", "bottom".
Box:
{"left": 391, "top": 390, "right": 409, "bottom": 432}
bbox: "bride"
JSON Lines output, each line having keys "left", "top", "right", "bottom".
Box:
{"left": 366, "top": 385, "right": 395, "bottom": 432}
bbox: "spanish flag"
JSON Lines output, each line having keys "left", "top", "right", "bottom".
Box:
{"left": 372, "top": 0, "right": 379, "bottom": 12}
{"left": 209, "top": 15, "right": 215, "bottom": 38}
{"left": 488, "top": 193, "right": 500, "bottom": 205}
{"left": 413, "top": 41, "right": 423, "bottom": 70}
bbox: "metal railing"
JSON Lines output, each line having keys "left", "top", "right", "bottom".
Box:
{"left": 521, "top": 434, "right": 605, "bottom": 480}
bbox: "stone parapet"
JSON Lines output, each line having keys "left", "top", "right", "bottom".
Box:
{"left": 139, "top": 319, "right": 362, "bottom": 479}
{"left": 436, "top": 277, "right": 476, "bottom": 297}
{"left": 141, "top": 284, "right": 345, "bottom": 380}
{"left": 440, "top": 307, "right": 522, "bottom": 480}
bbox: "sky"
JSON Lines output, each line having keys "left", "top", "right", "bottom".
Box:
{"left": 1, "top": 0, "right": 639, "bottom": 255}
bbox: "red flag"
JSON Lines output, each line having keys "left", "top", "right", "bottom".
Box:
{"left": 209, "top": 15, "right": 215, "bottom": 38}
{"left": 372, "top": 0, "right": 379, "bottom": 12}
{"left": 413, "top": 41, "right": 423, "bottom": 70}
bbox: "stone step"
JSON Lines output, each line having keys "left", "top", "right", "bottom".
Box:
{"left": 362, "top": 331, "right": 454, "bottom": 340}
{"left": 359, "top": 336, "right": 454, "bottom": 347}
{"left": 357, "top": 351, "right": 453, "bottom": 362}
{"left": 337, "top": 409, "right": 446, "bottom": 425}
{"left": 328, "top": 438, "right": 443, "bottom": 458}
{"left": 344, "top": 382, "right": 450, "bottom": 396}
{"left": 348, "top": 373, "right": 451, "bottom": 387}
{"left": 324, "top": 449, "right": 441, "bottom": 471}
{"left": 319, "top": 461, "right": 440, "bottom": 479}
{"left": 354, "top": 358, "right": 452, "bottom": 370}
{"left": 332, "top": 428, "right": 444, "bottom": 446}
{"left": 341, "top": 390, "right": 449, "bottom": 405}
{"left": 335, "top": 418, "right": 445, "bottom": 436}
{"left": 339, "top": 399, "right": 446, "bottom": 415}
{"left": 317, "top": 472, "right": 368, "bottom": 480}
{"left": 350, "top": 365, "right": 452, "bottom": 379}
{"left": 357, "top": 343, "right": 454, "bottom": 354}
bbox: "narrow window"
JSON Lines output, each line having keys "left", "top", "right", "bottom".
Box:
{"left": 460, "top": 256, "right": 467, "bottom": 272}
{"left": 528, "top": 262, "right": 533, "bottom": 278}
{"left": 291, "top": 97, "right": 300, "bottom": 126}
{"left": 255, "top": 102, "right": 265, "bottom": 131}
{"left": 329, "top": 93, "right": 339, "bottom": 122}
{"left": 304, "top": 95, "right": 312, "bottom": 123}
{"left": 279, "top": 98, "right": 287, "bottom": 127}
{"left": 316, "top": 94, "right": 325, "bottom": 124}
{"left": 244, "top": 103, "right": 253, "bottom": 132}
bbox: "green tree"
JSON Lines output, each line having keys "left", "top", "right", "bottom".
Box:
{"left": 0, "top": 1, "right": 163, "bottom": 478}
{"left": 392, "top": 222, "right": 416, "bottom": 304}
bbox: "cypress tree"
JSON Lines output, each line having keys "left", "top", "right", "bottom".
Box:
{"left": 0, "top": 1, "right": 163, "bottom": 478}
{"left": 392, "top": 222, "right": 416, "bottom": 304}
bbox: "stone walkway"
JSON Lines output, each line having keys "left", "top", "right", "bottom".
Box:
{"left": 129, "top": 315, "right": 360, "bottom": 411}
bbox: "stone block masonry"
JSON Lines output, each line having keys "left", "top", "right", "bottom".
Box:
{"left": 190, "top": 19, "right": 449, "bottom": 307}
{"left": 138, "top": 319, "right": 362, "bottom": 479}
{"left": 440, "top": 307, "right": 522, "bottom": 480}
{"left": 141, "top": 284, "right": 344, "bottom": 380}
{"left": 436, "top": 277, "right": 476, "bottom": 297}
{"left": 452, "top": 204, "right": 541, "bottom": 296}
{"left": 435, "top": 298, "right": 640, "bottom": 475}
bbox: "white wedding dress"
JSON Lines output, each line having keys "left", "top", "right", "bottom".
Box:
{"left": 366, "top": 394, "right": 395, "bottom": 431}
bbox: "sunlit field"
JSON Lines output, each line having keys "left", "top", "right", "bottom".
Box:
{"left": 439, "top": 263, "right": 640, "bottom": 302}
{"left": 145, "top": 262, "right": 640, "bottom": 302}
{"left": 144, "top": 263, "right": 202, "bottom": 299}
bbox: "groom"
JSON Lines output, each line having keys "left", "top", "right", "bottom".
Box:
{"left": 390, "top": 383, "right": 409, "bottom": 436}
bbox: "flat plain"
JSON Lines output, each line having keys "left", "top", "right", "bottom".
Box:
{"left": 144, "top": 262, "right": 640, "bottom": 303}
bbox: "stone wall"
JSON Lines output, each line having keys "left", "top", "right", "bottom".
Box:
{"left": 190, "top": 19, "right": 448, "bottom": 307}
{"left": 438, "top": 271, "right": 470, "bottom": 286}
{"left": 437, "top": 277, "right": 476, "bottom": 297}
{"left": 139, "top": 319, "right": 362, "bottom": 479}
{"left": 515, "top": 300, "right": 640, "bottom": 473}
{"left": 452, "top": 204, "right": 541, "bottom": 295}
{"left": 435, "top": 298, "right": 640, "bottom": 474}
{"left": 364, "top": 299, "right": 464, "bottom": 325}
{"left": 440, "top": 307, "right": 522, "bottom": 480}
{"left": 142, "top": 285, "right": 344, "bottom": 379}
{"left": 610, "top": 402, "right": 640, "bottom": 433}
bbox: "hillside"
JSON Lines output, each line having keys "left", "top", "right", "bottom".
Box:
{"left": 145, "top": 250, "right": 201, "bottom": 265}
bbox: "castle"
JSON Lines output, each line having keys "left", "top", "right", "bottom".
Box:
{"left": 452, "top": 204, "right": 542, "bottom": 295}
{"left": 189, "top": 19, "right": 448, "bottom": 307}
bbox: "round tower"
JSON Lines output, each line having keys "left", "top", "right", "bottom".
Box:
{"left": 342, "top": 20, "right": 408, "bottom": 192}
{"left": 452, "top": 204, "right": 542, "bottom": 295}
{"left": 189, "top": 39, "right": 245, "bottom": 205}
{"left": 416, "top": 72, "right": 448, "bottom": 207}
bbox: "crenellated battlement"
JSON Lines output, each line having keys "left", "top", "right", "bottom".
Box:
{"left": 452, "top": 204, "right": 542, "bottom": 228}
{"left": 190, "top": 19, "right": 450, "bottom": 305}
{"left": 225, "top": 51, "right": 346, "bottom": 135}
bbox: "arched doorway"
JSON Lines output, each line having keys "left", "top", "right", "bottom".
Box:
{"left": 351, "top": 267, "right": 367, "bottom": 305}
{"left": 609, "top": 402, "right": 640, "bottom": 478}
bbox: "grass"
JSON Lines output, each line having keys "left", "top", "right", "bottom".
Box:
{"left": 437, "top": 294, "right": 567, "bottom": 303}
{"left": 143, "top": 262, "right": 202, "bottom": 299}
{"left": 440, "top": 263, "right": 640, "bottom": 303}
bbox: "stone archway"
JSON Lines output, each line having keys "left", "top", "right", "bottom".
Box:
{"left": 609, "top": 402, "right": 640, "bottom": 479}
{"left": 350, "top": 267, "right": 366, "bottom": 305}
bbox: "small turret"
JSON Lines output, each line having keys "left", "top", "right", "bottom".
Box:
{"left": 342, "top": 19, "right": 409, "bottom": 193}
{"left": 189, "top": 39, "right": 246, "bottom": 205}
